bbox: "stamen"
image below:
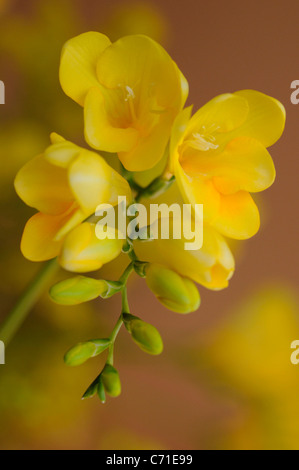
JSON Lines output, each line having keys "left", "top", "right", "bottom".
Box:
{"left": 124, "top": 86, "right": 135, "bottom": 101}
{"left": 191, "top": 132, "right": 219, "bottom": 151}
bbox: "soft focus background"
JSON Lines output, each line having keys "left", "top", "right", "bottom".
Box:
{"left": 1, "top": 0, "right": 299, "bottom": 450}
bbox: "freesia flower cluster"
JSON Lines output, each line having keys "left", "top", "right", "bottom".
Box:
{"left": 15, "top": 32, "right": 285, "bottom": 401}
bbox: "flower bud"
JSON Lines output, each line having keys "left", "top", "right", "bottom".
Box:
{"left": 50, "top": 276, "right": 109, "bottom": 305}
{"left": 64, "top": 339, "right": 111, "bottom": 366}
{"left": 97, "top": 377, "right": 106, "bottom": 404}
{"left": 146, "top": 264, "right": 200, "bottom": 314}
{"left": 59, "top": 222, "right": 123, "bottom": 273}
{"left": 123, "top": 314, "right": 163, "bottom": 355}
{"left": 101, "top": 364, "right": 121, "bottom": 398}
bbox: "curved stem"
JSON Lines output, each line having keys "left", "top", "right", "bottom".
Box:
{"left": 106, "top": 314, "right": 123, "bottom": 366}
{"left": 106, "top": 264, "right": 133, "bottom": 365}
{"left": 0, "top": 258, "right": 59, "bottom": 345}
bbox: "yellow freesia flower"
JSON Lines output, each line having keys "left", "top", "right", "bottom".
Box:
{"left": 169, "top": 90, "right": 286, "bottom": 239}
{"left": 14, "top": 133, "right": 131, "bottom": 263}
{"left": 135, "top": 223, "right": 235, "bottom": 291}
{"left": 59, "top": 32, "right": 188, "bottom": 172}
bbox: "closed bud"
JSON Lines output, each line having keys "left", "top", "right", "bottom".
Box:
{"left": 146, "top": 264, "right": 201, "bottom": 314}
{"left": 59, "top": 222, "right": 123, "bottom": 273}
{"left": 101, "top": 364, "right": 121, "bottom": 398}
{"left": 97, "top": 377, "right": 106, "bottom": 404}
{"left": 49, "top": 276, "right": 111, "bottom": 305}
{"left": 123, "top": 313, "right": 163, "bottom": 355}
{"left": 64, "top": 339, "right": 111, "bottom": 366}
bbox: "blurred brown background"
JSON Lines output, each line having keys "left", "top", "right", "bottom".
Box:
{"left": 0, "top": 0, "right": 299, "bottom": 450}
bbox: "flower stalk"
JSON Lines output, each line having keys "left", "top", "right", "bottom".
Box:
{"left": 0, "top": 258, "right": 59, "bottom": 345}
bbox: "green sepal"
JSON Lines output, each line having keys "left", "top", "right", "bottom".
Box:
{"left": 82, "top": 376, "right": 99, "bottom": 400}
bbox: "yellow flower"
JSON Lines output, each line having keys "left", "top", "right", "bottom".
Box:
{"left": 169, "top": 90, "right": 286, "bottom": 239}
{"left": 14, "top": 133, "right": 131, "bottom": 263}
{"left": 135, "top": 223, "right": 235, "bottom": 291}
{"left": 59, "top": 32, "right": 188, "bottom": 172}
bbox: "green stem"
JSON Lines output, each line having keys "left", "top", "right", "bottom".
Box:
{"left": 121, "top": 285, "right": 130, "bottom": 314}
{"left": 106, "top": 314, "right": 123, "bottom": 366}
{"left": 106, "top": 264, "right": 133, "bottom": 365}
{"left": 0, "top": 258, "right": 59, "bottom": 345}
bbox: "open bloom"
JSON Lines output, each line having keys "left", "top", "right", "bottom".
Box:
{"left": 60, "top": 32, "right": 188, "bottom": 172}
{"left": 14, "top": 134, "right": 131, "bottom": 265}
{"left": 169, "top": 90, "right": 286, "bottom": 239}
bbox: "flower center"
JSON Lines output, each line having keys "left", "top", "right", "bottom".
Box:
{"left": 183, "top": 124, "right": 220, "bottom": 153}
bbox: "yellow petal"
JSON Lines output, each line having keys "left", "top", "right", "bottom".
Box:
{"left": 118, "top": 109, "right": 175, "bottom": 171}
{"left": 186, "top": 93, "right": 249, "bottom": 138}
{"left": 175, "top": 162, "right": 221, "bottom": 222}
{"left": 212, "top": 191, "right": 260, "bottom": 239}
{"left": 21, "top": 211, "right": 75, "bottom": 261}
{"left": 168, "top": 106, "right": 193, "bottom": 174}
{"left": 96, "top": 35, "right": 182, "bottom": 109}
{"left": 14, "top": 155, "right": 74, "bottom": 215}
{"left": 133, "top": 146, "right": 168, "bottom": 188}
{"left": 68, "top": 150, "right": 132, "bottom": 214}
{"left": 84, "top": 87, "right": 139, "bottom": 153}
{"left": 177, "top": 68, "right": 189, "bottom": 108}
{"left": 182, "top": 136, "right": 276, "bottom": 194}
{"left": 45, "top": 139, "right": 81, "bottom": 168}
{"left": 233, "top": 89, "right": 286, "bottom": 148}
{"left": 59, "top": 31, "right": 111, "bottom": 106}
{"left": 59, "top": 223, "right": 123, "bottom": 273}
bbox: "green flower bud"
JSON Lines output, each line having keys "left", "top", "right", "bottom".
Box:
{"left": 101, "top": 364, "right": 121, "bottom": 398}
{"left": 146, "top": 264, "right": 201, "bottom": 314}
{"left": 64, "top": 339, "right": 111, "bottom": 367}
{"left": 50, "top": 276, "right": 123, "bottom": 305}
{"left": 123, "top": 313, "right": 163, "bottom": 355}
{"left": 97, "top": 377, "right": 106, "bottom": 404}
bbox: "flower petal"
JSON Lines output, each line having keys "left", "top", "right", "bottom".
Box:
{"left": 45, "top": 137, "right": 81, "bottom": 168}
{"left": 84, "top": 86, "right": 139, "bottom": 153}
{"left": 59, "top": 222, "right": 123, "bottom": 272}
{"left": 182, "top": 136, "right": 276, "bottom": 194}
{"left": 15, "top": 155, "right": 74, "bottom": 215}
{"left": 233, "top": 90, "right": 286, "bottom": 148}
{"left": 59, "top": 31, "right": 111, "bottom": 106}
{"left": 186, "top": 93, "right": 249, "bottom": 138}
{"left": 118, "top": 109, "right": 175, "bottom": 171}
{"left": 21, "top": 211, "right": 75, "bottom": 261}
{"left": 96, "top": 35, "right": 182, "bottom": 109}
{"left": 212, "top": 191, "right": 260, "bottom": 239}
{"left": 68, "top": 150, "right": 132, "bottom": 214}
{"left": 175, "top": 162, "right": 221, "bottom": 222}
